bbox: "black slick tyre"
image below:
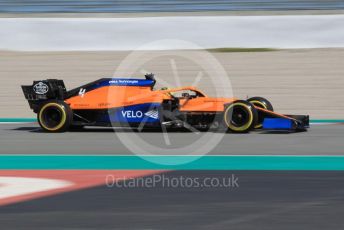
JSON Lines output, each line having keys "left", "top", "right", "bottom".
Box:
{"left": 37, "top": 100, "right": 73, "bottom": 132}
{"left": 247, "top": 97, "right": 273, "bottom": 129}
{"left": 223, "top": 100, "right": 258, "bottom": 133}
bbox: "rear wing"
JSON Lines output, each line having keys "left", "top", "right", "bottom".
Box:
{"left": 22, "top": 79, "right": 67, "bottom": 112}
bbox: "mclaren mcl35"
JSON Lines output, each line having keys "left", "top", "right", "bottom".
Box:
{"left": 22, "top": 74, "right": 309, "bottom": 133}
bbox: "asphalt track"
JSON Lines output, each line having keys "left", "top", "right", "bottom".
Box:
{"left": 1, "top": 170, "right": 344, "bottom": 230}
{"left": 0, "top": 123, "right": 344, "bottom": 155}
{"left": 1, "top": 123, "right": 344, "bottom": 229}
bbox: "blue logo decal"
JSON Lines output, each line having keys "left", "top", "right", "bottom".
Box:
{"left": 111, "top": 103, "right": 160, "bottom": 123}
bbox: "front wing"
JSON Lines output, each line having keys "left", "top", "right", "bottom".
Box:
{"left": 256, "top": 108, "right": 309, "bottom": 131}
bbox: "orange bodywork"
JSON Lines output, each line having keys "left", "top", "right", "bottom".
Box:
{"left": 66, "top": 86, "right": 164, "bottom": 109}
{"left": 178, "top": 97, "right": 234, "bottom": 112}
{"left": 65, "top": 85, "right": 237, "bottom": 112}
{"left": 255, "top": 107, "right": 298, "bottom": 121}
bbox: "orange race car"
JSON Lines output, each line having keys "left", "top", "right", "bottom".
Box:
{"left": 22, "top": 73, "right": 309, "bottom": 133}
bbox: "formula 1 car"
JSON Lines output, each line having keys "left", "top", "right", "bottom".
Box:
{"left": 22, "top": 73, "right": 309, "bottom": 133}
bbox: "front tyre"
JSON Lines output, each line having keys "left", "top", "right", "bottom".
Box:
{"left": 247, "top": 96, "right": 273, "bottom": 129}
{"left": 37, "top": 100, "right": 73, "bottom": 132}
{"left": 223, "top": 100, "right": 258, "bottom": 133}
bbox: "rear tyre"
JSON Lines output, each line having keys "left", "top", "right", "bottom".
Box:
{"left": 247, "top": 97, "right": 273, "bottom": 129}
{"left": 223, "top": 100, "right": 258, "bottom": 133}
{"left": 37, "top": 100, "right": 73, "bottom": 132}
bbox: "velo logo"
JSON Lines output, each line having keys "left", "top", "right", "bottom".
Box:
{"left": 121, "top": 110, "right": 143, "bottom": 118}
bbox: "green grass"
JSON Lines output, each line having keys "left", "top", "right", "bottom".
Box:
{"left": 207, "top": 47, "right": 278, "bottom": 52}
